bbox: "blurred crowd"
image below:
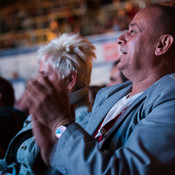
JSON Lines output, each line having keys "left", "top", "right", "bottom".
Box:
{"left": 1, "top": 0, "right": 174, "bottom": 50}
{"left": 0, "top": 0, "right": 142, "bottom": 50}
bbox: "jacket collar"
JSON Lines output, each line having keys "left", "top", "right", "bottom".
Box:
{"left": 86, "top": 82, "right": 132, "bottom": 135}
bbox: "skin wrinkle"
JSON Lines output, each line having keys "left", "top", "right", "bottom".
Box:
{"left": 129, "top": 23, "right": 143, "bottom": 33}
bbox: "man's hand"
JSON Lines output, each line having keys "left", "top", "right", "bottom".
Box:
{"left": 25, "top": 74, "right": 75, "bottom": 133}
{"left": 32, "top": 114, "right": 57, "bottom": 165}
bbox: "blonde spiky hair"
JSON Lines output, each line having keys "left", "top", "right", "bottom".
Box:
{"left": 37, "top": 33, "right": 96, "bottom": 88}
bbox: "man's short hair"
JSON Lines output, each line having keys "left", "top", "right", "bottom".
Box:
{"left": 150, "top": 5, "right": 175, "bottom": 38}
{"left": 37, "top": 33, "right": 96, "bottom": 89}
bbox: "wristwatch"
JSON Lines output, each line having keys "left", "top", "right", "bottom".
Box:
{"left": 55, "top": 123, "right": 73, "bottom": 139}
{"left": 55, "top": 125, "right": 67, "bottom": 139}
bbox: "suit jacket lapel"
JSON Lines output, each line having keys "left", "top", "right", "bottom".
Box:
{"left": 100, "top": 90, "right": 148, "bottom": 148}
{"left": 98, "top": 74, "right": 174, "bottom": 148}
{"left": 86, "top": 84, "right": 132, "bottom": 135}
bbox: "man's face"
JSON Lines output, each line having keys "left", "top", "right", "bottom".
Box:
{"left": 117, "top": 7, "right": 159, "bottom": 82}
{"left": 38, "top": 58, "right": 62, "bottom": 89}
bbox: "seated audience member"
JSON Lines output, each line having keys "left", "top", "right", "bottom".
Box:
{"left": 108, "top": 60, "right": 128, "bottom": 86}
{"left": 26, "top": 5, "right": 175, "bottom": 175}
{"left": 0, "top": 33, "right": 96, "bottom": 174}
{"left": 0, "top": 77, "right": 26, "bottom": 158}
{"left": 15, "top": 92, "right": 30, "bottom": 117}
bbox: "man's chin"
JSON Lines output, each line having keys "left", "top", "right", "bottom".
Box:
{"left": 117, "top": 62, "right": 124, "bottom": 71}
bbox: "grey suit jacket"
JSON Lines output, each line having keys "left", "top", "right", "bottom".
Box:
{"left": 48, "top": 73, "right": 175, "bottom": 175}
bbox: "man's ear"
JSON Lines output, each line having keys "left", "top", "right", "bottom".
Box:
{"left": 155, "top": 34, "right": 174, "bottom": 56}
{"left": 66, "top": 71, "right": 77, "bottom": 92}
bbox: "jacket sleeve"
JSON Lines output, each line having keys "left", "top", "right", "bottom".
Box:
{"left": 0, "top": 159, "right": 19, "bottom": 175}
{"left": 49, "top": 93, "right": 175, "bottom": 175}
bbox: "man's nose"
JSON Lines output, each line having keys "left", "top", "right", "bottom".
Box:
{"left": 117, "top": 33, "right": 126, "bottom": 45}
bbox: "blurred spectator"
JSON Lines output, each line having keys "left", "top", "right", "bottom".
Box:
{"left": 15, "top": 92, "right": 29, "bottom": 117}
{"left": 0, "top": 33, "right": 96, "bottom": 174}
{"left": 88, "top": 85, "right": 106, "bottom": 106}
{"left": 108, "top": 60, "right": 128, "bottom": 86}
{"left": 0, "top": 76, "right": 26, "bottom": 158}
{"left": 0, "top": 76, "right": 15, "bottom": 107}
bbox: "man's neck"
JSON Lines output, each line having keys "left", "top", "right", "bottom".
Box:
{"left": 129, "top": 73, "right": 166, "bottom": 97}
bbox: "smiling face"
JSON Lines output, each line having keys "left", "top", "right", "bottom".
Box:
{"left": 117, "top": 7, "right": 162, "bottom": 83}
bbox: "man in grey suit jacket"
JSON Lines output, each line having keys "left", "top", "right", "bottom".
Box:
{"left": 26, "top": 4, "right": 175, "bottom": 175}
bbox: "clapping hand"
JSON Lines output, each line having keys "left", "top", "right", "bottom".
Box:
{"left": 25, "top": 73, "right": 75, "bottom": 164}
